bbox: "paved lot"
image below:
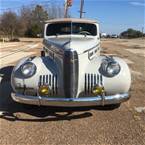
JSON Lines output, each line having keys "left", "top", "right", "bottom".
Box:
{"left": 0, "top": 38, "right": 145, "bottom": 145}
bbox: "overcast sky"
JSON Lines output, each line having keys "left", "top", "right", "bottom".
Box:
{"left": 0, "top": 0, "right": 144, "bottom": 34}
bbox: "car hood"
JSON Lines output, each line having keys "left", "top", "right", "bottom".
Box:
{"left": 44, "top": 35, "right": 99, "bottom": 55}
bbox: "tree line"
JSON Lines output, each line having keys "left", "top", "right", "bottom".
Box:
{"left": 0, "top": 4, "right": 64, "bottom": 39}
{"left": 0, "top": 4, "right": 144, "bottom": 40}
{"left": 102, "top": 28, "right": 144, "bottom": 39}
{"left": 120, "top": 28, "right": 144, "bottom": 39}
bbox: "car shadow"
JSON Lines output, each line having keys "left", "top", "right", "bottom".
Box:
{"left": 0, "top": 66, "right": 119, "bottom": 122}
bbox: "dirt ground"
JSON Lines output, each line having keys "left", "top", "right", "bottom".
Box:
{"left": 0, "top": 38, "right": 145, "bottom": 145}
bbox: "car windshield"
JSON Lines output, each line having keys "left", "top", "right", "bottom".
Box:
{"left": 46, "top": 22, "right": 97, "bottom": 36}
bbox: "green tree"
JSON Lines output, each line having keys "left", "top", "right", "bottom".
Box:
{"left": 26, "top": 5, "right": 48, "bottom": 37}
{"left": 120, "top": 28, "right": 143, "bottom": 38}
{"left": 26, "top": 24, "right": 42, "bottom": 37}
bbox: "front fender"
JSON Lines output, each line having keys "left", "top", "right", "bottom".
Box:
{"left": 78, "top": 55, "right": 131, "bottom": 96}
{"left": 11, "top": 56, "right": 62, "bottom": 96}
{"left": 101, "top": 56, "right": 131, "bottom": 95}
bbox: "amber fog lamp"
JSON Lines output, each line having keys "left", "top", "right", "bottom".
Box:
{"left": 92, "top": 85, "right": 105, "bottom": 95}
{"left": 39, "top": 85, "right": 50, "bottom": 96}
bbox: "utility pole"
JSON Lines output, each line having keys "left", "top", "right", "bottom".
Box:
{"left": 79, "top": 0, "right": 85, "bottom": 18}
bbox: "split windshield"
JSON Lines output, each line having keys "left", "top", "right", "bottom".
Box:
{"left": 46, "top": 22, "right": 97, "bottom": 36}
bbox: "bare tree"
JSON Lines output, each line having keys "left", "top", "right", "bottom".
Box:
{"left": 0, "top": 11, "right": 18, "bottom": 39}
{"left": 47, "top": 3, "right": 64, "bottom": 19}
{"left": 0, "top": 2, "right": 66, "bottom": 38}
{"left": 18, "top": 6, "right": 32, "bottom": 36}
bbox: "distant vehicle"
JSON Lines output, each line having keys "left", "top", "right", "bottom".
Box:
{"left": 111, "top": 34, "right": 118, "bottom": 38}
{"left": 36, "top": 34, "right": 42, "bottom": 38}
{"left": 11, "top": 18, "right": 131, "bottom": 107}
{"left": 101, "top": 33, "right": 107, "bottom": 38}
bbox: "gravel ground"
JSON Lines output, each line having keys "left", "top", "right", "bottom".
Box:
{"left": 0, "top": 38, "right": 145, "bottom": 145}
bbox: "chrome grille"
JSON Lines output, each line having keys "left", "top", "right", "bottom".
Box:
{"left": 39, "top": 74, "right": 58, "bottom": 95}
{"left": 85, "top": 73, "right": 103, "bottom": 94}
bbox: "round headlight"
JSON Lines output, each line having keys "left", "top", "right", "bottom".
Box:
{"left": 21, "top": 62, "right": 36, "bottom": 77}
{"left": 106, "top": 62, "right": 121, "bottom": 77}
{"left": 100, "top": 60, "right": 121, "bottom": 77}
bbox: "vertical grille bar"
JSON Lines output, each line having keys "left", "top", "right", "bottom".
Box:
{"left": 85, "top": 74, "right": 87, "bottom": 94}
{"left": 39, "top": 75, "right": 42, "bottom": 86}
{"left": 94, "top": 74, "right": 96, "bottom": 85}
{"left": 100, "top": 75, "right": 103, "bottom": 85}
{"left": 97, "top": 74, "right": 99, "bottom": 85}
{"left": 52, "top": 75, "right": 55, "bottom": 94}
{"left": 55, "top": 75, "right": 58, "bottom": 94}
{"left": 91, "top": 74, "right": 93, "bottom": 91}
{"left": 87, "top": 74, "right": 90, "bottom": 94}
{"left": 46, "top": 75, "right": 48, "bottom": 84}
{"left": 49, "top": 75, "right": 51, "bottom": 86}
{"left": 43, "top": 75, "right": 45, "bottom": 85}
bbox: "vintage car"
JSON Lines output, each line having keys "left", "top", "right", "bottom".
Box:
{"left": 11, "top": 18, "right": 131, "bottom": 107}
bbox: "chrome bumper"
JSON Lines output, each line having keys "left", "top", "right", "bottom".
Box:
{"left": 11, "top": 93, "right": 130, "bottom": 107}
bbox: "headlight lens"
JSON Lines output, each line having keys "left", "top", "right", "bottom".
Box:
{"left": 21, "top": 62, "right": 36, "bottom": 77}
{"left": 101, "top": 59, "right": 121, "bottom": 77}
{"left": 106, "top": 62, "right": 121, "bottom": 77}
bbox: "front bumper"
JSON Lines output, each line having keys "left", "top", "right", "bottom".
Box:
{"left": 11, "top": 93, "right": 130, "bottom": 107}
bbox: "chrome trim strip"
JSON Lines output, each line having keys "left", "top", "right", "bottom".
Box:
{"left": 43, "top": 39, "right": 64, "bottom": 57}
{"left": 11, "top": 93, "right": 130, "bottom": 107}
{"left": 83, "top": 43, "right": 100, "bottom": 53}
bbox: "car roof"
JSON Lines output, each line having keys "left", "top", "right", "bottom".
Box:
{"left": 45, "top": 18, "right": 98, "bottom": 24}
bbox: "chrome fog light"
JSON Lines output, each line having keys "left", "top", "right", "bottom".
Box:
{"left": 21, "top": 62, "right": 36, "bottom": 77}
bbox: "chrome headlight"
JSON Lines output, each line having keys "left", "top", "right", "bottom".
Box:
{"left": 21, "top": 62, "right": 36, "bottom": 77}
{"left": 100, "top": 58, "right": 121, "bottom": 77}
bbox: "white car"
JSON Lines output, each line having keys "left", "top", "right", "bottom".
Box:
{"left": 11, "top": 18, "right": 131, "bottom": 107}
{"left": 111, "top": 34, "right": 118, "bottom": 38}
